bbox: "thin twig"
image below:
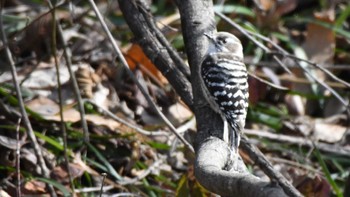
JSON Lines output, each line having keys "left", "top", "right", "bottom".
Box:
{"left": 45, "top": 0, "right": 90, "bottom": 143}
{"left": 271, "top": 52, "right": 350, "bottom": 89}
{"left": 243, "top": 26, "right": 350, "bottom": 109}
{"left": 119, "top": 157, "right": 163, "bottom": 185}
{"left": 109, "top": 193, "right": 140, "bottom": 197}
{"left": 99, "top": 173, "right": 107, "bottom": 197}
{"left": 254, "top": 70, "right": 347, "bottom": 89}
{"left": 15, "top": 118, "right": 21, "bottom": 197}
{"left": 248, "top": 72, "right": 288, "bottom": 90}
{"left": 214, "top": 10, "right": 294, "bottom": 75}
{"left": 0, "top": 2, "right": 56, "bottom": 196}
{"left": 88, "top": 0, "right": 194, "bottom": 153}
{"left": 84, "top": 99, "right": 169, "bottom": 137}
{"left": 240, "top": 136, "right": 302, "bottom": 197}
{"left": 245, "top": 129, "right": 350, "bottom": 157}
{"left": 74, "top": 185, "right": 114, "bottom": 193}
{"left": 56, "top": 3, "right": 90, "bottom": 145}
{"left": 269, "top": 157, "right": 320, "bottom": 175}
{"left": 137, "top": 0, "right": 191, "bottom": 79}
{"left": 245, "top": 60, "right": 350, "bottom": 71}
{"left": 46, "top": 1, "right": 75, "bottom": 194}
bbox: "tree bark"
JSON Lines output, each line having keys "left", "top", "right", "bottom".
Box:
{"left": 118, "top": 0, "right": 193, "bottom": 110}
{"left": 175, "top": 0, "right": 288, "bottom": 196}
{"left": 119, "top": 0, "right": 289, "bottom": 195}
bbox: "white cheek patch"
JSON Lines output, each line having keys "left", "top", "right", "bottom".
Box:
{"left": 207, "top": 43, "right": 218, "bottom": 53}
{"left": 226, "top": 37, "right": 239, "bottom": 44}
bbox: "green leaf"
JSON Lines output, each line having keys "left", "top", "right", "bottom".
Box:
{"left": 86, "top": 142, "right": 123, "bottom": 181}
{"left": 248, "top": 110, "right": 282, "bottom": 130}
{"left": 34, "top": 132, "right": 64, "bottom": 151}
{"left": 147, "top": 141, "right": 170, "bottom": 150}
{"left": 214, "top": 5, "right": 255, "bottom": 17}
{"left": 142, "top": 178, "right": 159, "bottom": 197}
{"left": 155, "top": 174, "right": 176, "bottom": 188}
{"left": 176, "top": 175, "right": 190, "bottom": 197}
{"left": 286, "top": 17, "right": 350, "bottom": 39}
{"left": 313, "top": 143, "right": 343, "bottom": 197}
{"left": 0, "top": 86, "right": 45, "bottom": 121}
{"left": 35, "top": 177, "right": 71, "bottom": 197}
{"left": 336, "top": 4, "right": 350, "bottom": 27}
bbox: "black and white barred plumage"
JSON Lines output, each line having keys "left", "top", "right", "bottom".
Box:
{"left": 200, "top": 32, "right": 249, "bottom": 155}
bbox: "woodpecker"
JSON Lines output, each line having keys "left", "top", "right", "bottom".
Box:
{"left": 200, "top": 32, "right": 249, "bottom": 161}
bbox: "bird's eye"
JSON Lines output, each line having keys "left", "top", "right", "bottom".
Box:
{"left": 218, "top": 37, "right": 227, "bottom": 44}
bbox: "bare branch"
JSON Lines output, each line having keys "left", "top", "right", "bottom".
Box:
{"left": 195, "top": 137, "right": 287, "bottom": 197}
{"left": 0, "top": 2, "right": 56, "bottom": 196}
{"left": 89, "top": 0, "right": 194, "bottom": 153}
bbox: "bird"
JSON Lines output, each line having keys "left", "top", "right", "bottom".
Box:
{"left": 200, "top": 31, "right": 249, "bottom": 165}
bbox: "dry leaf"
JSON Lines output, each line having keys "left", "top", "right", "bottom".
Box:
{"left": 255, "top": 0, "right": 297, "bottom": 29}
{"left": 125, "top": 44, "right": 168, "bottom": 84}
{"left": 303, "top": 11, "right": 335, "bottom": 67}
{"left": 23, "top": 180, "right": 46, "bottom": 194}
{"left": 167, "top": 103, "right": 193, "bottom": 126}
{"left": 314, "top": 120, "right": 346, "bottom": 143}
{"left": 0, "top": 190, "right": 11, "bottom": 197}
{"left": 51, "top": 163, "right": 85, "bottom": 184}
{"left": 26, "top": 96, "right": 59, "bottom": 116}
{"left": 296, "top": 175, "right": 331, "bottom": 197}
{"left": 85, "top": 114, "right": 121, "bottom": 130}
{"left": 45, "top": 108, "right": 81, "bottom": 122}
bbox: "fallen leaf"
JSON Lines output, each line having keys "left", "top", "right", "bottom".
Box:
{"left": 23, "top": 180, "right": 46, "bottom": 194}
{"left": 314, "top": 120, "right": 346, "bottom": 143}
{"left": 26, "top": 96, "right": 59, "bottom": 116}
{"left": 85, "top": 114, "right": 121, "bottom": 131}
{"left": 255, "top": 0, "right": 297, "bottom": 29}
{"left": 167, "top": 103, "right": 193, "bottom": 126}
{"left": 303, "top": 10, "right": 335, "bottom": 66}
{"left": 51, "top": 163, "right": 85, "bottom": 184}
{"left": 45, "top": 108, "right": 81, "bottom": 122}
{"left": 0, "top": 190, "right": 11, "bottom": 197}
{"left": 125, "top": 44, "right": 168, "bottom": 84}
{"left": 296, "top": 174, "right": 331, "bottom": 197}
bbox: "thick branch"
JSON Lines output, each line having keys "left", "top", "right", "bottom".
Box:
{"left": 195, "top": 137, "right": 286, "bottom": 197}
{"left": 174, "top": 0, "right": 225, "bottom": 148}
{"left": 117, "top": 0, "right": 193, "bottom": 110}
{"left": 175, "top": 0, "right": 290, "bottom": 196}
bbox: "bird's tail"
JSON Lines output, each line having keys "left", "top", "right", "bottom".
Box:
{"left": 228, "top": 123, "right": 241, "bottom": 170}
{"left": 228, "top": 122, "right": 241, "bottom": 152}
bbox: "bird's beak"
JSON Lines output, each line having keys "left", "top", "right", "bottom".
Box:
{"left": 204, "top": 33, "right": 215, "bottom": 42}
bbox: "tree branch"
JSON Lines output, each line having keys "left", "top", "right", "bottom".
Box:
{"left": 117, "top": 0, "right": 193, "bottom": 110}
{"left": 175, "top": 0, "right": 293, "bottom": 196}
{"left": 195, "top": 137, "right": 286, "bottom": 197}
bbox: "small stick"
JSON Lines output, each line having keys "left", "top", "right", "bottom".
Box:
{"left": 99, "top": 173, "right": 107, "bottom": 197}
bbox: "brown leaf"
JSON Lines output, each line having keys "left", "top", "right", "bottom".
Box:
{"left": 125, "top": 44, "right": 168, "bottom": 84}
{"left": 296, "top": 175, "right": 331, "bottom": 197}
{"left": 23, "top": 180, "right": 47, "bottom": 194}
{"left": 314, "top": 119, "right": 346, "bottom": 143}
{"left": 45, "top": 108, "right": 80, "bottom": 122}
{"left": 248, "top": 74, "right": 267, "bottom": 105}
{"left": 51, "top": 163, "right": 85, "bottom": 184}
{"left": 25, "top": 96, "right": 59, "bottom": 116}
{"left": 11, "top": 10, "right": 70, "bottom": 61}
{"left": 303, "top": 11, "right": 335, "bottom": 66}
{"left": 255, "top": 0, "right": 297, "bottom": 29}
{"left": 85, "top": 114, "right": 122, "bottom": 130}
